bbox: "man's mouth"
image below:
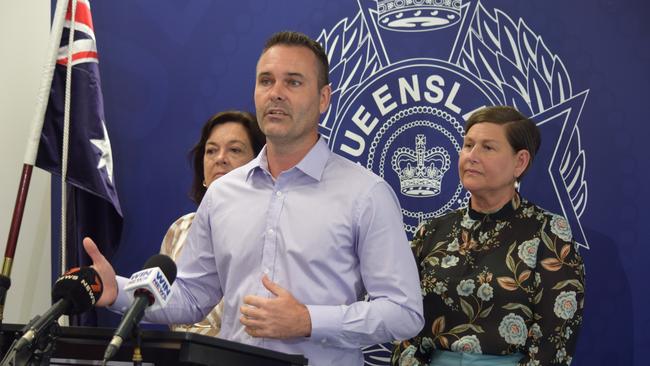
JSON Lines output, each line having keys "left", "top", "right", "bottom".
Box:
{"left": 266, "top": 107, "right": 288, "bottom": 116}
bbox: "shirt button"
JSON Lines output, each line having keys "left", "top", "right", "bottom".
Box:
{"left": 268, "top": 228, "right": 274, "bottom": 234}
{"left": 321, "top": 338, "right": 327, "bottom": 344}
{"left": 275, "top": 191, "right": 282, "bottom": 197}
{"left": 263, "top": 268, "right": 269, "bottom": 274}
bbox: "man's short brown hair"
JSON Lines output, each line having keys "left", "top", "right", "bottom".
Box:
{"left": 262, "top": 31, "right": 330, "bottom": 89}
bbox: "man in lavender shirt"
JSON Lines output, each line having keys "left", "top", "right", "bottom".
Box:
{"left": 84, "top": 31, "right": 423, "bottom": 365}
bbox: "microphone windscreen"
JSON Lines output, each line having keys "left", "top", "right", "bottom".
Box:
{"left": 142, "top": 254, "right": 177, "bottom": 284}
{"left": 52, "top": 267, "right": 103, "bottom": 315}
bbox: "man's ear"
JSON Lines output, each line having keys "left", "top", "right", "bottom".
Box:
{"left": 319, "top": 84, "right": 332, "bottom": 114}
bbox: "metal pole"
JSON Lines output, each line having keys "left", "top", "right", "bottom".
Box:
{"left": 0, "top": 164, "right": 33, "bottom": 323}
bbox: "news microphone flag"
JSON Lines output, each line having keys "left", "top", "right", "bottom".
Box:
{"left": 104, "top": 255, "right": 177, "bottom": 362}
{"left": 3, "top": 266, "right": 103, "bottom": 360}
{"left": 123, "top": 259, "right": 175, "bottom": 312}
{"left": 28, "top": 0, "right": 122, "bottom": 274}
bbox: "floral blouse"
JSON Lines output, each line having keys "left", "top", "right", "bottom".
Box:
{"left": 392, "top": 194, "right": 585, "bottom": 366}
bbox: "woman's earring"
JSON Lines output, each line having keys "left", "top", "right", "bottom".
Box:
{"left": 202, "top": 180, "right": 207, "bottom": 188}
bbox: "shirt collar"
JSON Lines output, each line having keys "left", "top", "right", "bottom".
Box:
{"left": 294, "top": 137, "right": 329, "bottom": 181}
{"left": 245, "top": 136, "right": 330, "bottom": 182}
{"left": 467, "top": 192, "right": 521, "bottom": 221}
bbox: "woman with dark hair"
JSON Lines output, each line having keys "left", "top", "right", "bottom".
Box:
{"left": 187, "top": 110, "right": 266, "bottom": 205}
{"left": 393, "top": 106, "right": 585, "bottom": 366}
{"left": 160, "top": 110, "right": 265, "bottom": 336}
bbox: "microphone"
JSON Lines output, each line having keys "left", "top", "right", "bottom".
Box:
{"left": 14, "top": 266, "right": 103, "bottom": 351}
{"left": 103, "top": 254, "right": 176, "bottom": 362}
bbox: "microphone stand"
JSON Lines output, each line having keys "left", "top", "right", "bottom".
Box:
{"left": 0, "top": 315, "right": 59, "bottom": 366}
{"left": 131, "top": 325, "right": 143, "bottom": 366}
{"left": 0, "top": 275, "right": 12, "bottom": 360}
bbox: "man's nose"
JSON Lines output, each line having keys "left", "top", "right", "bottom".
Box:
{"left": 269, "top": 83, "right": 285, "bottom": 101}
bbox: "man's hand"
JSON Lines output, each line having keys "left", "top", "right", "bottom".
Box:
{"left": 83, "top": 237, "right": 118, "bottom": 307}
{"left": 240, "top": 275, "right": 312, "bottom": 339}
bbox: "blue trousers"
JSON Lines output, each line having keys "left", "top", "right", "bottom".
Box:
{"left": 428, "top": 351, "right": 524, "bottom": 366}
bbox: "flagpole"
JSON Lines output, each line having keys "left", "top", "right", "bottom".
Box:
{"left": 25, "top": 0, "right": 70, "bottom": 166}
{"left": 0, "top": 0, "right": 70, "bottom": 324}
{"left": 60, "top": 0, "right": 80, "bottom": 287}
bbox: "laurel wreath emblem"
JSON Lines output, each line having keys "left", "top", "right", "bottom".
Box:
{"left": 317, "top": 2, "right": 588, "bottom": 221}
{"left": 459, "top": 4, "right": 588, "bottom": 218}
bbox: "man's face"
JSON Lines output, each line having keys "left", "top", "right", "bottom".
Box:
{"left": 254, "top": 45, "right": 330, "bottom": 146}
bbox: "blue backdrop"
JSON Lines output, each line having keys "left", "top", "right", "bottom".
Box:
{"left": 59, "top": 1, "right": 649, "bottom": 365}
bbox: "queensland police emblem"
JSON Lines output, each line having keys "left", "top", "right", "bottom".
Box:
{"left": 318, "top": 0, "right": 590, "bottom": 252}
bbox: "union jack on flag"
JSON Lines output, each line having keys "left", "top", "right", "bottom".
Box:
{"left": 56, "top": 0, "right": 99, "bottom": 66}
{"left": 35, "top": 0, "right": 123, "bottom": 298}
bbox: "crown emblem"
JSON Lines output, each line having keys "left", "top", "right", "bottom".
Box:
{"left": 392, "top": 134, "right": 451, "bottom": 197}
{"left": 376, "top": 0, "right": 462, "bottom": 31}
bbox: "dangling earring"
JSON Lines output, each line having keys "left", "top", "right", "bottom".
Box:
{"left": 514, "top": 180, "right": 520, "bottom": 191}
{"left": 202, "top": 180, "right": 207, "bottom": 188}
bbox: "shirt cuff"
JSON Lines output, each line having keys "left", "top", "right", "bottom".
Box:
{"left": 306, "top": 304, "right": 344, "bottom": 344}
{"left": 108, "top": 275, "right": 133, "bottom": 314}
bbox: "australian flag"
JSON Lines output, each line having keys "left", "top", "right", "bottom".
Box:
{"left": 35, "top": 0, "right": 122, "bottom": 287}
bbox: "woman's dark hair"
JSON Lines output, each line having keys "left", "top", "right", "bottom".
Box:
{"left": 189, "top": 110, "right": 265, "bottom": 204}
{"left": 465, "top": 106, "right": 541, "bottom": 182}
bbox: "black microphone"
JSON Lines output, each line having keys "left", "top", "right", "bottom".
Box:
{"left": 13, "top": 266, "right": 103, "bottom": 352}
{"left": 103, "top": 254, "right": 176, "bottom": 362}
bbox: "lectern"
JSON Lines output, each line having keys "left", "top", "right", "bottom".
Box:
{"left": 0, "top": 323, "right": 307, "bottom": 365}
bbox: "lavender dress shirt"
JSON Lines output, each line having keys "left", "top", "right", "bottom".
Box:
{"left": 112, "top": 138, "right": 424, "bottom": 365}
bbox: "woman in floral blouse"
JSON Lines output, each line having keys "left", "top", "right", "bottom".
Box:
{"left": 392, "top": 106, "right": 585, "bottom": 366}
{"left": 160, "top": 110, "right": 265, "bottom": 336}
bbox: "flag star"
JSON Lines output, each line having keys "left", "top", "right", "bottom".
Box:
{"left": 90, "top": 121, "right": 115, "bottom": 184}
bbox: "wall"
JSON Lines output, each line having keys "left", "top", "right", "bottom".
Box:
{"left": 0, "top": 1, "right": 52, "bottom": 323}
{"left": 86, "top": 1, "right": 649, "bottom": 365}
